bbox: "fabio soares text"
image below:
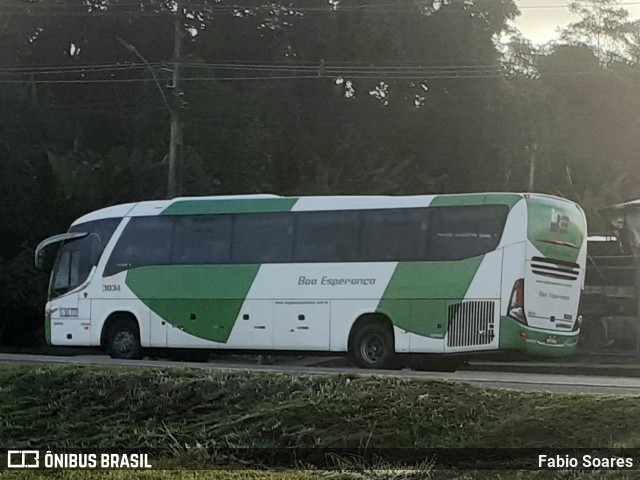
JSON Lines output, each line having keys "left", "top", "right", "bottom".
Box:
{"left": 539, "top": 455, "right": 633, "bottom": 469}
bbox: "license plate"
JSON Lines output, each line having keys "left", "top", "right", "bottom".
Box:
{"left": 546, "top": 335, "right": 558, "bottom": 345}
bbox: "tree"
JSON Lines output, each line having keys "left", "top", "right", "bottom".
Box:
{"left": 560, "top": 0, "right": 635, "bottom": 65}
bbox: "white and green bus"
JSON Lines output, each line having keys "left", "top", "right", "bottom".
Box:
{"left": 35, "top": 193, "right": 587, "bottom": 368}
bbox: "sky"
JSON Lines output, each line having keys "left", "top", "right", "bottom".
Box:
{"left": 513, "top": 0, "right": 640, "bottom": 44}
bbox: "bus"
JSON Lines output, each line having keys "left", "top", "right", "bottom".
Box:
{"left": 35, "top": 193, "right": 587, "bottom": 369}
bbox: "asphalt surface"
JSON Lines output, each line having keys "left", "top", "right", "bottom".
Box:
{"left": 3, "top": 353, "right": 640, "bottom": 394}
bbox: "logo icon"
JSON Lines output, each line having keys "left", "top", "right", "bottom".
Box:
{"left": 550, "top": 208, "right": 570, "bottom": 233}
{"left": 7, "top": 450, "right": 40, "bottom": 468}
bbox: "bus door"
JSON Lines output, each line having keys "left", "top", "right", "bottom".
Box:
{"left": 48, "top": 245, "right": 94, "bottom": 346}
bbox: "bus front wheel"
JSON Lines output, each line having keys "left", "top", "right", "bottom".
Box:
{"left": 350, "top": 322, "right": 399, "bottom": 369}
{"left": 107, "top": 319, "right": 143, "bottom": 360}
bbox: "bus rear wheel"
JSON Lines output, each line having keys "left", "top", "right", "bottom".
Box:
{"left": 107, "top": 319, "right": 143, "bottom": 360}
{"left": 350, "top": 322, "right": 399, "bottom": 369}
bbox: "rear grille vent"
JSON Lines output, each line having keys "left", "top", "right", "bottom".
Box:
{"left": 447, "top": 301, "right": 495, "bottom": 348}
{"left": 531, "top": 256, "right": 579, "bottom": 281}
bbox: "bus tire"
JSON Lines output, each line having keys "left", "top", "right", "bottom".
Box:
{"left": 350, "top": 322, "right": 399, "bottom": 369}
{"left": 107, "top": 318, "right": 143, "bottom": 360}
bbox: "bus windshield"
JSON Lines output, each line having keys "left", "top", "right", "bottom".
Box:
{"left": 49, "top": 218, "right": 120, "bottom": 299}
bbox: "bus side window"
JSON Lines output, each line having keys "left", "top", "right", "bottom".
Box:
{"left": 427, "top": 205, "right": 508, "bottom": 261}
{"left": 360, "top": 208, "right": 428, "bottom": 261}
{"left": 172, "top": 215, "right": 232, "bottom": 264}
{"left": 103, "top": 217, "right": 174, "bottom": 276}
{"left": 294, "top": 211, "right": 360, "bottom": 263}
{"left": 231, "top": 212, "right": 294, "bottom": 264}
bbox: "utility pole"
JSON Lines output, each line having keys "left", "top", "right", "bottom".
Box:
{"left": 117, "top": 4, "right": 183, "bottom": 199}
{"left": 168, "top": 8, "right": 184, "bottom": 199}
{"left": 528, "top": 142, "right": 537, "bottom": 192}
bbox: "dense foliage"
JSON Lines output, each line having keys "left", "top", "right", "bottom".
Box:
{"left": 1, "top": 0, "right": 639, "bottom": 347}
{"left": 1, "top": 364, "right": 639, "bottom": 478}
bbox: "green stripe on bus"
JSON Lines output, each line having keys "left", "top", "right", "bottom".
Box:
{"left": 430, "top": 193, "right": 522, "bottom": 208}
{"left": 376, "top": 257, "right": 484, "bottom": 336}
{"left": 526, "top": 199, "right": 584, "bottom": 264}
{"left": 499, "top": 316, "right": 578, "bottom": 356}
{"left": 160, "top": 198, "right": 298, "bottom": 215}
{"left": 126, "top": 265, "right": 260, "bottom": 343}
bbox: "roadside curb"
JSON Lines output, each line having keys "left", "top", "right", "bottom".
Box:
{"left": 467, "top": 360, "right": 640, "bottom": 377}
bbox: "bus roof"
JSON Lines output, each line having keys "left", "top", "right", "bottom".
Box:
{"left": 71, "top": 192, "right": 575, "bottom": 226}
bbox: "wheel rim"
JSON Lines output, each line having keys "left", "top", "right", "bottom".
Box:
{"left": 112, "top": 329, "right": 136, "bottom": 354}
{"left": 360, "top": 333, "right": 386, "bottom": 364}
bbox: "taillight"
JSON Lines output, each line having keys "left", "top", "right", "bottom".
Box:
{"left": 508, "top": 278, "right": 527, "bottom": 325}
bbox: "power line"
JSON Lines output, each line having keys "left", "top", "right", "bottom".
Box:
{"left": 182, "top": 63, "right": 501, "bottom": 71}
{"left": 0, "top": 61, "right": 502, "bottom": 71}
{"left": 0, "top": 69, "right": 616, "bottom": 84}
{"left": 0, "top": 60, "right": 612, "bottom": 77}
{"left": 0, "top": 62, "right": 163, "bottom": 73}
{"left": 0, "top": 57, "right": 616, "bottom": 79}
{"left": 0, "top": 64, "right": 501, "bottom": 75}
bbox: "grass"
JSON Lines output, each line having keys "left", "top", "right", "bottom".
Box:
{"left": 1, "top": 363, "right": 640, "bottom": 479}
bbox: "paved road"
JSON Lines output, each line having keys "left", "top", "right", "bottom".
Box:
{"left": 3, "top": 353, "right": 640, "bottom": 394}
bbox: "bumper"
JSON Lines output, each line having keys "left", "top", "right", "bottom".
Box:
{"left": 499, "top": 316, "right": 578, "bottom": 357}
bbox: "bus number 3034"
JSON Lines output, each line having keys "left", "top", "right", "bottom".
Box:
{"left": 103, "top": 284, "right": 121, "bottom": 292}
